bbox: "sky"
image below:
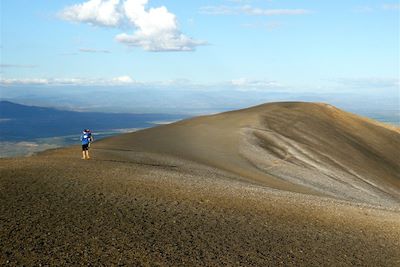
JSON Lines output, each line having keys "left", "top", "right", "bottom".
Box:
{"left": 0, "top": 0, "right": 399, "bottom": 108}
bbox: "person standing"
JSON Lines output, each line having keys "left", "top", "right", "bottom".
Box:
{"left": 80, "top": 129, "right": 93, "bottom": 160}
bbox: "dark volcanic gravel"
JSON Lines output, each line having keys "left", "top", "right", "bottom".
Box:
{"left": 1, "top": 149, "right": 399, "bottom": 266}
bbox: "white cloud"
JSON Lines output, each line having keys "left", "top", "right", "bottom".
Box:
{"left": 3, "top": 76, "right": 397, "bottom": 92}
{"left": 229, "top": 78, "right": 283, "bottom": 91}
{"left": 244, "top": 6, "right": 311, "bottom": 16}
{"left": 0, "top": 76, "right": 136, "bottom": 86}
{"left": 0, "top": 76, "right": 286, "bottom": 91}
{"left": 0, "top": 78, "right": 49, "bottom": 85}
{"left": 59, "top": 0, "right": 206, "bottom": 52}
{"left": 112, "top": 75, "right": 135, "bottom": 83}
{"left": 200, "top": 5, "right": 311, "bottom": 16}
{"left": 60, "top": 0, "right": 122, "bottom": 26}
{"left": 115, "top": 32, "right": 206, "bottom": 52}
{"left": 118, "top": 0, "right": 207, "bottom": 51}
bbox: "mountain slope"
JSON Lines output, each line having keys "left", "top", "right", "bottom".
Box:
{"left": 96, "top": 102, "right": 400, "bottom": 207}
{"left": 1, "top": 102, "right": 399, "bottom": 266}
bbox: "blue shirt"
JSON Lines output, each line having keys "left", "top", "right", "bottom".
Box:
{"left": 81, "top": 132, "right": 92, "bottom": 145}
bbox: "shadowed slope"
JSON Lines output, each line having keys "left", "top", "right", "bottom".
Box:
{"left": 96, "top": 102, "right": 400, "bottom": 207}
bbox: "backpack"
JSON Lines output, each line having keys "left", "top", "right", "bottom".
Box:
{"left": 81, "top": 132, "right": 92, "bottom": 145}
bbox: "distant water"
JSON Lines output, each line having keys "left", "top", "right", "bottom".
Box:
{"left": 0, "top": 101, "right": 188, "bottom": 157}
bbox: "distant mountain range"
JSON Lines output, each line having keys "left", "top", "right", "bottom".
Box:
{"left": 0, "top": 101, "right": 187, "bottom": 141}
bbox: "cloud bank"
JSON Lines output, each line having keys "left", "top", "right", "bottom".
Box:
{"left": 0, "top": 76, "right": 136, "bottom": 86}
{"left": 0, "top": 76, "right": 283, "bottom": 91}
{"left": 60, "top": 0, "right": 206, "bottom": 52}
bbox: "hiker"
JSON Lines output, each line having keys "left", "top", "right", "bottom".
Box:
{"left": 81, "top": 129, "right": 93, "bottom": 160}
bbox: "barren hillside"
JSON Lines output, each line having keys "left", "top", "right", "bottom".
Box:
{"left": 1, "top": 102, "right": 399, "bottom": 266}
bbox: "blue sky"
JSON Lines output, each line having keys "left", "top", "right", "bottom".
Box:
{"left": 0, "top": 0, "right": 399, "bottom": 93}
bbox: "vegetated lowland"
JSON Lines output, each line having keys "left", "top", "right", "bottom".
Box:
{"left": 1, "top": 102, "right": 399, "bottom": 266}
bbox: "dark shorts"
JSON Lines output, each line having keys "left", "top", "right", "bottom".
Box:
{"left": 82, "top": 144, "right": 89, "bottom": 151}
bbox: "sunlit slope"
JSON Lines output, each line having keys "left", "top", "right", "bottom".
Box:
{"left": 96, "top": 102, "right": 400, "bottom": 206}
